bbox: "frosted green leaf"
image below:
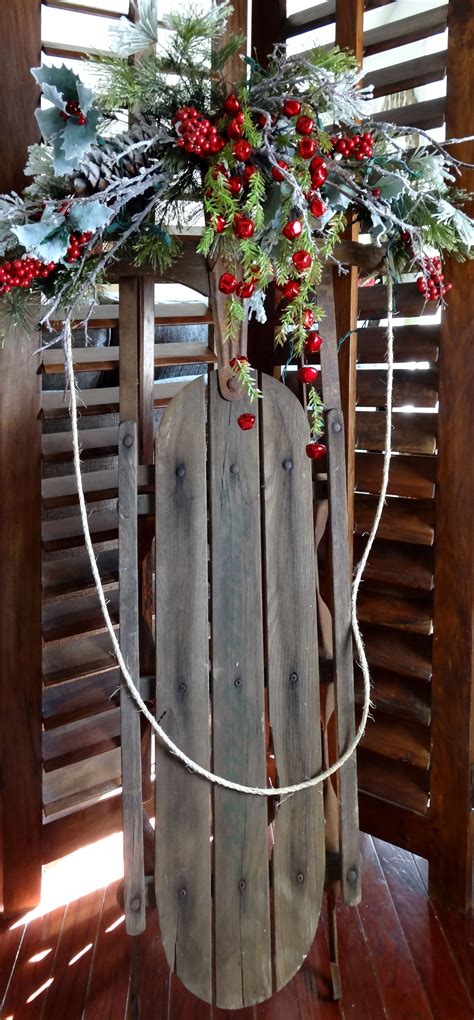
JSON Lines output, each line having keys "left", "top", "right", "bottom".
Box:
{"left": 31, "top": 64, "right": 81, "bottom": 101}
{"left": 12, "top": 212, "right": 70, "bottom": 261}
{"left": 68, "top": 199, "right": 112, "bottom": 232}
{"left": 62, "top": 111, "right": 101, "bottom": 160}
{"left": 35, "top": 106, "right": 64, "bottom": 141}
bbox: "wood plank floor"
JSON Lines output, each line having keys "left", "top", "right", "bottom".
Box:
{"left": 0, "top": 833, "right": 472, "bottom": 1019}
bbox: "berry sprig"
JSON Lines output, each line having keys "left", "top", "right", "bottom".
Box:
{"left": 173, "top": 105, "right": 226, "bottom": 157}
{"left": 306, "top": 387, "right": 326, "bottom": 461}
{"left": 66, "top": 230, "right": 93, "bottom": 264}
{"left": 416, "top": 255, "right": 452, "bottom": 302}
{"left": 331, "top": 131, "right": 374, "bottom": 160}
{"left": 0, "top": 256, "right": 55, "bottom": 294}
{"left": 229, "top": 354, "right": 262, "bottom": 401}
{"left": 60, "top": 99, "right": 87, "bottom": 126}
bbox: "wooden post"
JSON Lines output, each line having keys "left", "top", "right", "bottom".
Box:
{"left": 119, "top": 276, "right": 155, "bottom": 805}
{"left": 429, "top": 0, "right": 474, "bottom": 912}
{"left": 0, "top": 0, "right": 42, "bottom": 917}
{"left": 334, "top": 0, "right": 364, "bottom": 547}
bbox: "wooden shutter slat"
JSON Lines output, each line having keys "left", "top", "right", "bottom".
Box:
{"left": 154, "top": 377, "right": 212, "bottom": 1005}
{"left": 261, "top": 374, "right": 325, "bottom": 991}
{"left": 361, "top": 626, "right": 432, "bottom": 681}
{"left": 43, "top": 631, "right": 119, "bottom": 687}
{"left": 42, "top": 591, "right": 119, "bottom": 642}
{"left": 42, "top": 549, "right": 119, "bottom": 601}
{"left": 359, "top": 282, "right": 436, "bottom": 319}
{"left": 42, "top": 426, "right": 120, "bottom": 464}
{"left": 353, "top": 538, "right": 434, "bottom": 591}
{"left": 355, "top": 670, "right": 431, "bottom": 726}
{"left": 354, "top": 494, "right": 435, "bottom": 546}
{"left": 364, "top": 49, "right": 447, "bottom": 99}
{"left": 209, "top": 372, "right": 271, "bottom": 1009}
{"left": 374, "top": 97, "right": 446, "bottom": 131}
{"left": 358, "top": 752, "right": 429, "bottom": 815}
{"left": 42, "top": 509, "right": 119, "bottom": 551}
{"left": 360, "top": 714, "right": 430, "bottom": 770}
{"left": 43, "top": 707, "right": 121, "bottom": 771}
{"left": 356, "top": 411, "right": 437, "bottom": 455}
{"left": 363, "top": 7, "right": 448, "bottom": 57}
{"left": 42, "top": 669, "right": 120, "bottom": 729}
{"left": 355, "top": 452, "right": 436, "bottom": 500}
{"left": 357, "top": 325, "right": 439, "bottom": 364}
{"left": 42, "top": 465, "right": 153, "bottom": 509}
{"left": 356, "top": 368, "right": 438, "bottom": 409}
{"left": 357, "top": 589, "right": 433, "bottom": 635}
{"left": 42, "top": 342, "right": 216, "bottom": 374}
{"left": 42, "top": 379, "right": 191, "bottom": 419}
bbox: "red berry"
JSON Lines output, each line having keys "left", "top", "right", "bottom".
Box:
{"left": 272, "top": 160, "right": 288, "bottom": 182}
{"left": 282, "top": 99, "right": 301, "bottom": 117}
{"left": 219, "top": 273, "right": 238, "bottom": 295}
{"left": 214, "top": 215, "right": 226, "bottom": 233}
{"left": 233, "top": 139, "right": 252, "bottom": 161}
{"left": 227, "top": 117, "right": 243, "bottom": 139}
{"left": 302, "top": 308, "right": 315, "bottom": 330}
{"left": 296, "top": 115, "right": 314, "bottom": 135}
{"left": 372, "top": 188, "right": 381, "bottom": 198}
{"left": 237, "top": 280, "right": 255, "bottom": 299}
{"left": 228, "top": 175, "right": 243, "bottom": 196}
{"left": 417, "top": 277, "right": 427, "bottom": 294}
{"left": 77, "top": 115, "right": 86, "bottom": 126}
{"left": 225, "top": 94, "right": 241, "bottom": 114}
{"left": 292, "top": 250, "right": 312, "bottom": 272}
{"left": 305, "top": 332, "right": 323, "bottom": 354}
{"left": 13, "top": 259, "right": 22, "bottom": 269}
{"left": 298, "top": 365, "right": 319, "bottom": 384}
{"left": 310, "top": 156, "right": 325, "bottom": 173}
{"left": 282, "top": 219, "right": 303, "bottom": 241}
{"left": 299, "top": 137, "right": 317, "bottom": 159}
{"left": 306, "top": 441, "right": 326, "bottom": 460}
{"left": 309, "top": 197, "right": 326, "bottom": 218}
{"left": 233, "top": 214, "right": 255, "bottom": 239}
{"left": 311, "top": 163, "right": 327, "bottom": 186}
{"left": 282, "top": 280, "right": 301, "bottom": 300}
{"left": 229, "top": 356, "right": 249, "bottom": 368}
{"left": 243, "top": 164, "right": 257, "bottom": 184}
{"left": 237, "top": 413, "right": 256, "bottom": 431}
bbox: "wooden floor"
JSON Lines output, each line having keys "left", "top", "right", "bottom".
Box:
{"left": 0, "top": 832, "right": 472, "bottom": 1020}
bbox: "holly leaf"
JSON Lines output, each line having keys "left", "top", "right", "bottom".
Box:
{"left": 12, "top": 212, "right": 70, "bottom": 261}
{"left": 62, "top": 110, "right": 101, "bottom": 159}
{"left": 68, "top": 199, "right": 112, "bottom": 233}
{"left": 35, "top": 106, "right": 65, "bottom": 141}
{"left": 372, "top": 173, "right": 407, "bottom": 201}
{"left": 40, "top": 83, "right": 67, "bottom": 112}
{"left": 324, "top": 182, "right": 353, "bottom": 210}
{"left": 77, "top": 82, "right": 94, "bottom": 115}
{"left": 31, "top": 64, "right": 81, "bottom": 101}
{"left": 52, "top": 135, "right": 78, "bottom": 174}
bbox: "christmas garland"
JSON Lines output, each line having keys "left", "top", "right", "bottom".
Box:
{"left": 0, "top": 0, "right": 473, "bottom": 459}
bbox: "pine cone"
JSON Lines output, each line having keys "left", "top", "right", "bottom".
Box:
{"left": 73, "top": 121, "right": 161, "bottom": 194}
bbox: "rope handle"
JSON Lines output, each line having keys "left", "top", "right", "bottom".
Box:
{"left": 63, "top": 270, "right": 394, "bottom": 797}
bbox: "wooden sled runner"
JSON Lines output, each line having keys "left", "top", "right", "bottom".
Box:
{"left": 117, "top": 256, "right": 363, "bottom": 1010}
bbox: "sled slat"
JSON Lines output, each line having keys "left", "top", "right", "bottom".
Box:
{"left": 209, "top": 372, "right": 271, "bottom": 1010}
{"left": 154, "top": 378, "right": 212, "bottom": 1004}
{"left": 261, "top": 375, "right": 325, "bottom": 991}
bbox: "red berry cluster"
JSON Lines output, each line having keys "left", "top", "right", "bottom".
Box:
{"left": 173, "top": 106, "right": 226, "bottom": 158}
{"left": 416, "top": 256, "right": 452, "bottom": 302}
{"left": 66, "top": 230, "right": 92, "bottom": 263}
{"left": 331, "top": 131, "right": 374, "bottom": 160}
{"left": 60, "top": 99, "right": 87, "bottom": 126}
{"left": 0, "top": 256, "right": 55, "bottom": 294}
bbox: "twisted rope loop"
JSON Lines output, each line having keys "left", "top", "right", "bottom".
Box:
{"left": 63, "top": 272, "right": 394, "bottom": 797}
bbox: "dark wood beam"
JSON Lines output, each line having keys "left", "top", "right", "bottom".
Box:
{"left": 430, "top": 0, "right": 474, "bottom": 913}
{"left": 334, "top": 0, "right": 364, "bottom": 552}
{"left": 0, "top": 0, "right": 43, "bottom": 916}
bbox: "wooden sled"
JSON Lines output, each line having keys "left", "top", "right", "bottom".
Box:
{"left": 117, "top": 252, "right": 365, "bottom": 1010}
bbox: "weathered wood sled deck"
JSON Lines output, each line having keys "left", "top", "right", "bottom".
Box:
{"left": 116, "top": 249, "right": 361, "bottom": 1010}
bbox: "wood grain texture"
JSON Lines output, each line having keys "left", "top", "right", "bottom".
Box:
{"left": 0, "top": 0, "right": 42, "bottom": 918}
{"left": 355, "top": 410, "right": 437, "bottom": 455}
{"left": 154, "top": 377, "right": 212, "bottom": 1003}
{"left": 355, "top": 452, "right": 436, "bottom": 501}
{"left": 354, "top": 494, "right": 435, "bottom": 546}
{"left": 118, "top": 422, "right": 145, "bottom": 935}
{"left": 358, "top": 753, "right": 430, "bottom": 816}
{"left": 364, "top": 49, "right": 447, "bottom": 99}
{"left": 356, "top": 367, "right": 438, "bottom": 409}
{"left": 261, "top": 375, "right": 325, "bottom": 990}
{"left": 0, "top": 320, "right": 42, "bottom": 915}
{"left": 430, "top": 0, "right": 474, "bottom": 912}
{"left": 209, "top": 371, "right": 271, "bottom": 1008}
{"left": 356, "top": 324, "right": 440, "bottom": 364}
{"left": 353, "top": 537, "right": 434, "bottom": 591}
